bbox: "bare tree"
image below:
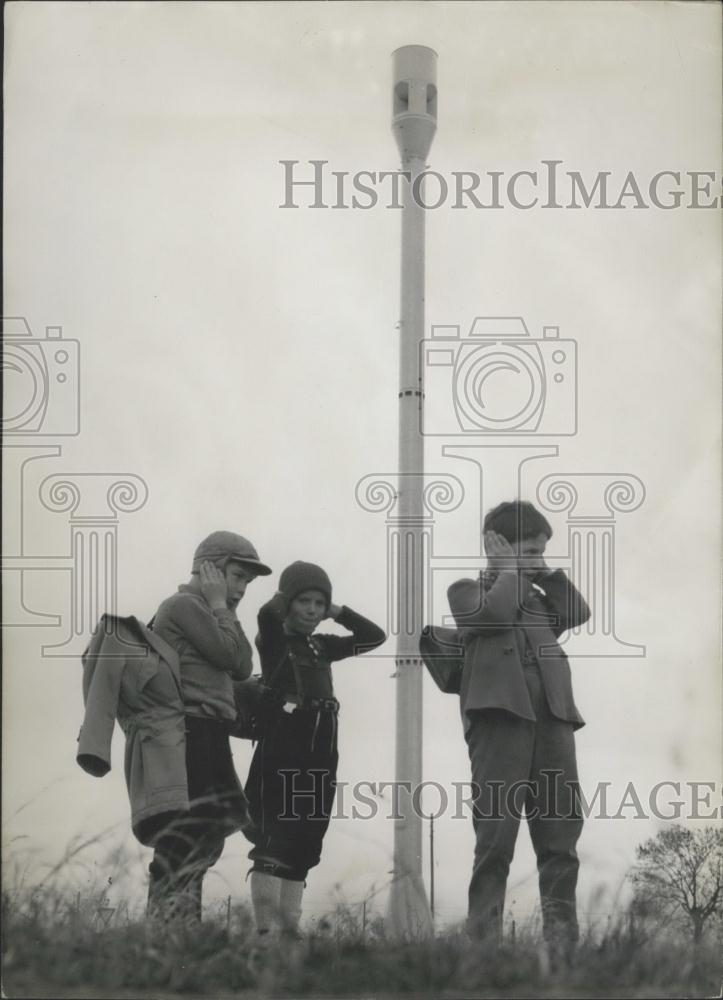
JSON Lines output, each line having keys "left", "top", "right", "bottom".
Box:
{"left": 631, "top": 825, "right": 722, "bottom": 943}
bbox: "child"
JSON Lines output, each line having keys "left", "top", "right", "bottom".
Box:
{"left": 244, "top": 561, "right": 386, "bottom": 938}
{"left": 147, "top": 530, "right": 271, "bottom": 924}
{"left": 447, "top": 501, "right": 590, "bottom": 962}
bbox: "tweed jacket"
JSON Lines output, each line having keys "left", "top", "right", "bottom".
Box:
{"left": 447, "top": 569, "right": 590, "bottom": 735}
{"left": 77, "top": 614, "right": 189, "bottom": 844}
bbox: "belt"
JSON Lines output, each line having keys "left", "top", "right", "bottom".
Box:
{"left": 281, "top": 694, "right": 339, "bottom": 713}
{"left": 184, "top": 713, "right": 234, "bottom": 728}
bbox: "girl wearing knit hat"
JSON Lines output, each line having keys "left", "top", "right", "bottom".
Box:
{"left": 244, "top": 561, "right": 386, "bottom": 939}
{"left": 146, "top": 531, "right": 270, "bottom": 925}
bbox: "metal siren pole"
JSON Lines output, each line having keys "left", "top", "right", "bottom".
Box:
{"left": 388, "top": 44, "right": 437, "bottom": 939}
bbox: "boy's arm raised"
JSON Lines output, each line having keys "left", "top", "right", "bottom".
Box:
{"left": 169, "top": 594, "right": 253, "bottom": 678}
{"left": 536, "top": 569, "right": 591, "bottom": 636}
{"left": 320, "top": 606, "right": 387, "bottom": 662}
{"left": 255, "top": 593, "right": 289, "bottom": 674}
{"left": 447, "top": 571, "right": 533, "bottom": 633}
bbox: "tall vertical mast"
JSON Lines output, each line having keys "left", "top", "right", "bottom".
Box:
{"left": 389, "top": 44, "right": 437, "bottom": 938}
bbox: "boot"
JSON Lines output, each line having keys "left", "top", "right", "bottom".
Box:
{"left": 147, "top": 860, "right": 168, "bottom": 924}
{"left": 147, "top": 861, "right": 203, "bottom": 928}
{"left": 250, "top": 871, "right": 282, "bottom": 936}
{"left": 175, "top": 872, "right": 203, "bottom": 927}
{"left": 279, "top": 878, "right": 304, "bottom": 939}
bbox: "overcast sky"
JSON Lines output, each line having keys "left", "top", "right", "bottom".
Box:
{"left": 3, "top": 1, "right": 721, "bottom": 928}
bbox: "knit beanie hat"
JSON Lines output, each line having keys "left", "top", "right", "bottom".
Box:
{"left": 278, "top": 561, "right": 332, "bottom": 610}
{"left": 191, "top": 530, "right": 272, "bottom": 576}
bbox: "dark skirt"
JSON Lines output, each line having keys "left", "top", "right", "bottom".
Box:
{"left": 245, "top": 706, "right": 339, "bottom": 881}
{"left": 183, "top": 715, "right": 249, "bottom": 831}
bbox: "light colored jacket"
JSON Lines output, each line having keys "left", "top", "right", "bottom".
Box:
{"left": 77, "top": 614, "right": 189, "bottom": 845}
{"left": 447, "top": 569, "right": 590, "bottom": 735}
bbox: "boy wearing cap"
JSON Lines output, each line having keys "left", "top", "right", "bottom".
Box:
{"left": 245, "top": 561, "right": 386, "bottom": 938}
{"left": 447, "top": 501, "right": 590, "bottom": 963}
{"left": 147, "top": 530, "right": 272, "bottom": 924}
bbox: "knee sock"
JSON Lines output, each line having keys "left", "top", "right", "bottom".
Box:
{"left": 250, "top": 871, "right": 282, "bottom": 934}
{"left": 279, "top": 878, "right": 304, "bottom": 934}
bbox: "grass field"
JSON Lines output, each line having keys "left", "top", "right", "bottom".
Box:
{"left": 3, "top": 879, "right": 721, "bottom": 1000}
